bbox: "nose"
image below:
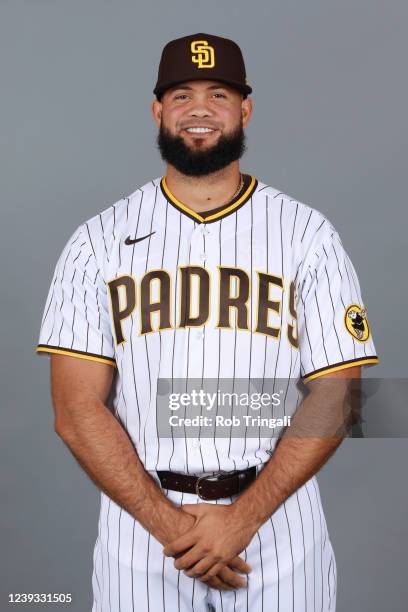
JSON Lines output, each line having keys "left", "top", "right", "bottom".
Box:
{"left": 187, "top": 107, "right": 213, "bottom": 118}
{"left": 186, "top": 96, "right": 214, "bottom": 118}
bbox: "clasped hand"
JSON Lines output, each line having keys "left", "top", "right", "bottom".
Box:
{"left": 163, "top": 503, "right": 256, "bottom": 590}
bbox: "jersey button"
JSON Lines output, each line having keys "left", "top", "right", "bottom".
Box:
{"left": 201, "top": 226, "right": 210, "bottom": 235}
{"left": 196, "top": 329, "right": 205, "bottom": 340}
{"left": 199, "top": 252, "right": 207, "bottom": 262}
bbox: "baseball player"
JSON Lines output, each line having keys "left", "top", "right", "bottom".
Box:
{"left": 36, "top": 33, "right": 379, "bottom": 612}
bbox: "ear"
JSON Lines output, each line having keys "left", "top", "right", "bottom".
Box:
{"left": 151, "top": 99, "right": 162, "bottom": 128}
{"left": 241, "top": 96, "right": 253, "bottom": 128}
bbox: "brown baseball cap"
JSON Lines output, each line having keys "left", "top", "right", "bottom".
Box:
{"left": 153, "top": 33, "right": 252, "bottom": 100}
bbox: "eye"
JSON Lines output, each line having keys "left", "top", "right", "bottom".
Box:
{"left": 213, "top": 92, "right": 227, "bottom": 98}
{"left": 174, "top": 94, "right": 189, "bottom": 100}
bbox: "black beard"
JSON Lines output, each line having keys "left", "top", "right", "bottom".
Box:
{"left": 156, "top": 121, "right": 246, "bottom": 177}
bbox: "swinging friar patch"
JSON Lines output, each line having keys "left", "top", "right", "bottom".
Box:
{"left": 344, "top": 304, "right": 370, "bottom": 342}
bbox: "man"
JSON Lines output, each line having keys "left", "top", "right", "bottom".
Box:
{"left": 36, "top": 33, "right": 379, "bottom": 612}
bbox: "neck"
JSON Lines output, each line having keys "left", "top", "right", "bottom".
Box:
{"left": 164, "top": 162, "right": 242, "bottom": 212}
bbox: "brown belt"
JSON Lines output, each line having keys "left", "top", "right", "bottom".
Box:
{"left": 157, "top": 466, "right": 257, "bottom": 501}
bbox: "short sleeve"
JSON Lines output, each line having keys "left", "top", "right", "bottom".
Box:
{"left": 35, "top": 224, "right": 116, "bottom": 367}
{"left": 296, "top": 228, "right": 379, "bottom": 383}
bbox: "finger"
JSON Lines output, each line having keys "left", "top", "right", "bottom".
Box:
{"left": 228, "top": 555, "right": 252, "bottom": 574}
{"left": 198, "top": 562, "right": 224, "bottom": 582}
{"left": 184, "top": 556, "right": 217, "bottom": 578}
{"left": 218, "top": 565, "right": 248, "bottom": 589}
{"left": 174, "top": 545, "right": 206, "bottom": 571}
{"left": 163, "top": 532, "right": 197, "bottom": 557}
{"left": 203, "top": 575, "right": 234, "bottom": 592}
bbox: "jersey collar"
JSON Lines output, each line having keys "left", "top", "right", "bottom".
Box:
{"left": 160, "top": 174, "right": 258, "bottom": 224}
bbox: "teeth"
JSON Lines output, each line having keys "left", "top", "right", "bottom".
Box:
{"left": 186, "top": 127, "right": 214, "bottom": 133}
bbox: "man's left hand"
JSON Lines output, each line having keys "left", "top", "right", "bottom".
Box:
{"left": 162, "top": 503, "right": 258, "bottom": 581}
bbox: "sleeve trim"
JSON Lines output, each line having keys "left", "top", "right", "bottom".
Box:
{"left": 36, "top": 345, "right": 116, "bottom": 367}
{"left": 302, "top": 356, "right": 379, "bottom": 383}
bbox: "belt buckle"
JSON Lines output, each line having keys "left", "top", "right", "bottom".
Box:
{"left": 195, "top": 470, "right": 233, "bottom": 500}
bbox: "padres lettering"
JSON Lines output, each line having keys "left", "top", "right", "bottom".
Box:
{"left": 191, "top": 40, "right": 215, "bottom": 69}
{"left": 107, "top": 267, "right": 298, "bottom": 347}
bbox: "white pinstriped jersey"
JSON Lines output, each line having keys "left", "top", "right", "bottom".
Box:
{"left": 36, "top": 175, "right": 379, "bottom": 612}
{"left": 36, "top": 174, "right": 379, "bottom": 474}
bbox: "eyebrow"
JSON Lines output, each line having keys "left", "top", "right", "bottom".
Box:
{"left": 170, "top": 84, "right": 229, "bottom": 92}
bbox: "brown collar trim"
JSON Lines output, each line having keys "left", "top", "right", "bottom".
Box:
{"left": 160, "top": 174, "right": 258, "bottom": 223}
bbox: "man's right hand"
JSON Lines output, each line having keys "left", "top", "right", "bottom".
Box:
{"left": 169, "top": 508, "right": 251, "bottom": 592}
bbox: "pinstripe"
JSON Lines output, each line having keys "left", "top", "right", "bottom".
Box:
{"left": 305, "top": 483, "right": 316, "bottom": 611}
{"left": 85, "top": 221, "right": 96, "bottom": 257}
{"left": 241, "top": 196, "right": 254, "bottom": 467}
{"left": 131, "top": 519, "right": 136, "bottom": 612}
{"left": 301, "top": 210, "right": 313, "bottom": 242}
{"left": 112, "top": 204, "right": 116, "bottom": 242}
{"left": 182, "top": 218, "right": 194, "bottom": 474}
{"left": 176, "top": 493, "right": 184, "bottom": 612}
{"left": 94, "top": 512, "right": 103, "bottom": 609}
{"left": 268, "top": 198, "right": 285, "bottom": 448}
{"left": 185, "top": 220, "right": 196, "bottom": 387}
{"left": 129, "top": 192, "right": 144, "bottom": 435}
{"left": 99, "top": 501, "right": 106, "bottom": 610}
{"left": 283, "top": 502, "right": 295, "bottom": 612}
{"left": 227, "top": 212, "right": 238, "bottom": 469}
{"left": 291, "top": 202, "right": 299, "bottom": 247}
{"left": 76, "top": 252, "right": 91, "bottom": 350}
{"left": 40, "top": 272, "right": 58, "bottom": 332}
{"left": 313, "top": 219, "right": 326, "bottom": 241}
{"left": 169, "top": 212, "right": 182, "bottom": 471}
{"left": 106, "top": 500, "right": 111, "bottom": 612}
{"left": 99, "top": 212, "right": 109, "bottom": 262}
{"left": 146, "top": 532, "right": 151, "bottom": 612}
{"left": 312, "top": 479, "right": 325, "bottom": 612}
{"left": 117, "top": 509, "right": 122, "bottom": 612}
{"left": 276, "top": 198, "right": 285, "bottom": 372}
{"left": 256, "top": 530, "right": 264, "bottom": 612}
{"left": 69, "top": 265, "right": 77, "bottom": 348}
{"left": 327, "top": 557, "right": 333, "bottom": 610}
{"left": 142, "top": 187, "right": 158, "bottom": 465}
{"left": 56, "top": 246, "right": 72, "bottom": 345}
{"left": 201, "top": 230, "right": 207, "bottom": 383}
{"left": 116, "top": 344, "right": 127, "bottom": 427}
{"left": 94, "top": 282, "right": 104, "bottom": 355}
{"left": 162, "top": 531, "right": 166, "bottom": 612}
{"left": 197, "top": 229, "right": 208, "bottom": 471}
{"left": 314, "top": 267, "right": 330, "bottom": 364}
{"left": 296, "top": 490, "right": 308, "bottom": 612}
{"left": 271, "top": 516, "right": 280, "bottom": 611}
{"left": 155, "top": 199, "right": 169, "bottom": 472}
{"left": 324, "top": 260, "right": 345, "bottom": 358}
{"left": 256, "top": 197, "right": 269, "bottom": 462}
{"left": 210, "top": 220, "right": 222, "bottom": 472}
{"left": 330, "top": 242, "right": 348, "bottom": 314}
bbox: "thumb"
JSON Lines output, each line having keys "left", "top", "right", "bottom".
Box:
{"left": 181, "top": 503, "right": 202, "bottom": 515}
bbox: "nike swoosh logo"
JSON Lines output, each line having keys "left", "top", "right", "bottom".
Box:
{"left": 125, "top": 231, "right": 156, "bottom": 245}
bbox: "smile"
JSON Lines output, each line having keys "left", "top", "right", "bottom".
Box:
{"left": 185, "top": 127, "right": 216, "bottom": 134}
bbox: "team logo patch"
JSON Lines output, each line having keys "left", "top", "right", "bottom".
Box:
{"left": 191, "top": 40, "right": 215, "bottom": 69}
{"left": 344, "top": 304, "right": 370, "bottom": 342}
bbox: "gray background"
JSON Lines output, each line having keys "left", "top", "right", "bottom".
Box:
{"left": 1, "top": 0, "right": 407, "bottom": 610}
